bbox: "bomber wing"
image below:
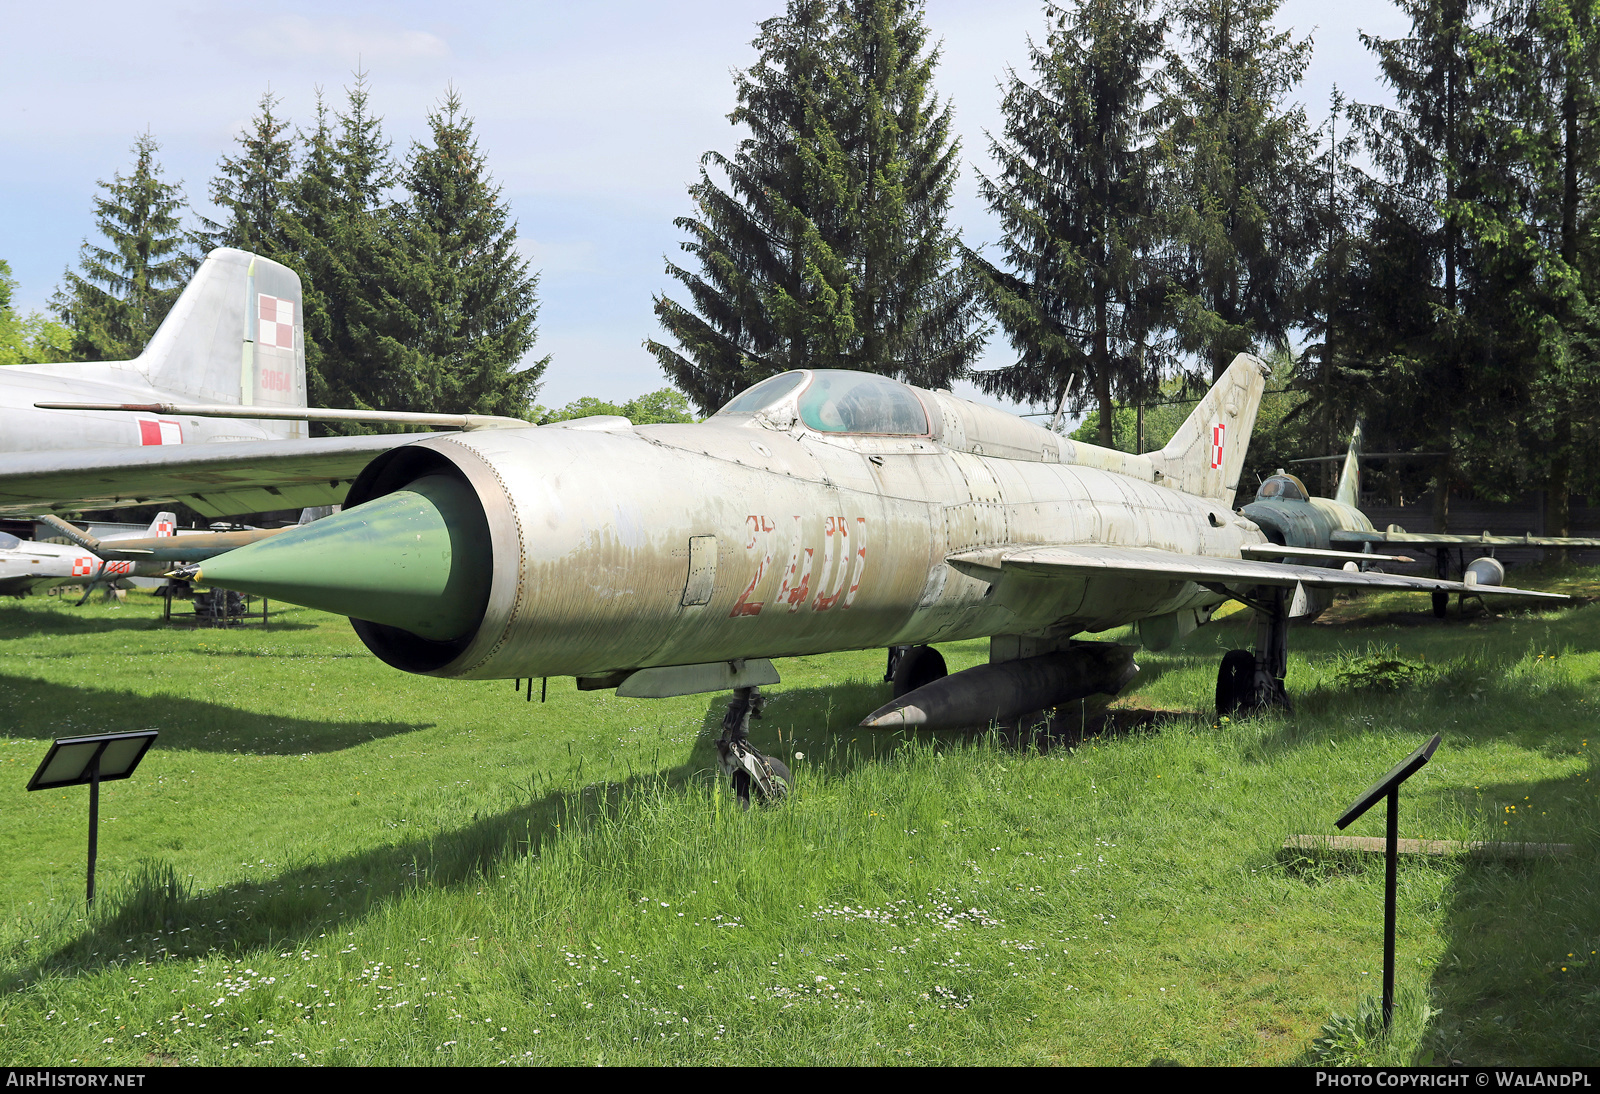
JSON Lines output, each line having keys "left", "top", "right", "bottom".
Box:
{"left": 0, "top": 434, "right": 428, "bottom": 518}
{"left": 947, "top": 544, "right": 1565, "bottom": 601}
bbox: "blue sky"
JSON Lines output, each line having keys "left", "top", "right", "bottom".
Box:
{"left": 0, "top": 0, "right": 1409, "bottom": 412}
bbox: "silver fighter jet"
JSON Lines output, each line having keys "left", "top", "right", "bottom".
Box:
{"left": 5, "top": 250, "right": 1562, "bottom": 806}
{"left": 165, "top": 357, "right": 1563, "bottom": 805}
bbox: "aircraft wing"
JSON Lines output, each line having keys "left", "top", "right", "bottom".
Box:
{"left": 946, "top": 544, "right": 1567, "bottom": 600}
{"left": 0, "top": 434, "right": 431, "bottom": 518}
{"left": 1332, "top": 529, "right": 1600, "bottom": 550}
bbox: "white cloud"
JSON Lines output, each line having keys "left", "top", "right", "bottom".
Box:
{"left": 229, "top": 13, "right": 451, "bottom": 66}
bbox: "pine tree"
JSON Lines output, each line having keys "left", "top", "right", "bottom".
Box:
{"left": 647, "top": 0, "right": 848, "bottom": 413}
{"left": 647, "top": 0, "right": 982, "bottom": 414}
{"left": 281, "top": 73, "right": 403, "bottom": 426}
{"left": 824, "top": 0, "right": 985, "bottom": 388}
{"left": 201, "top": 91, "right": 296, "bottom": 256}
{"left": 965, "top": 0, "right": 1167, "bottom": 448}
{"left": 1347, "top": 0, "right": 1533, "bottom": 528}
{"left": 377, "top": 89, "right": 545, "bottom": 417}
{"left": 51, "top": 133, "right": 194, "bottom": 361}
{"left": 1157, "top": 0, "right": 1320, "bottom": 382}
{"left": 1295, "top": 88, "right": 1366, "bottom": 495}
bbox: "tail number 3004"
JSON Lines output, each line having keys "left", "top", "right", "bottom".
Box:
{"left": 730, "top": 515, "right": 866, "bottom": 618}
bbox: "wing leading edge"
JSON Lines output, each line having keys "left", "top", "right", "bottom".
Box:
{"left": 947, "top": 544, "right": 1566, "bottom": 601}
{"left": 1332, "top": 529, "right": 1600, "bottom": 550}
{"left": 0, "top": 434, "right": 432, "bottom": 518}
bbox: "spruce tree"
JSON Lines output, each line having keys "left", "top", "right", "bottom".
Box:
{"left": 965, "top": 0, "right": 1167, "bottom": 448}
{"left": 1483, "top": 0, "right": 1600, "bottom": 539}
{"left": 1347, "top": 0, "right": 1527, "bottom": 528}
{"left": 647, "top": 0, "right": 982, "bottom": 414}
{"left": 1157, "top": 0, "right": 1320, "bottom": 381}
{"left": 377, "top": 89, "right": 545, "bottom": 417}
{"left": 51, "top": 133, "right": 194, "bottom": 361}
{"left": 823, "top": 0, "right": 985, "bottom": 388}
{"left": 647, "top": 0, "right": 846, "bottom": 412}
{"left": 201, "top": 91, "right": 296, "bottom": 257}
{"left": 280, "top": 73, "right": 402, "bottom": 426}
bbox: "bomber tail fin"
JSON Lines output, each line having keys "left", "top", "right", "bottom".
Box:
{"left": 144, "top": 511, "right": 178, "bottom": 538}
{"left": 137, "top": 248, "right": 308, "bottom": 437}
{"left": 1334, "top": 420, "right": 1363, "bottom": 508}
{"left": 1145, "top": 353, "right": 1270, "bottom": 507}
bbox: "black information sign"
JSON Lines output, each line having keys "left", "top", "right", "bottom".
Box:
{"left": 27, "top": 731, "right": 159, "bottom": 905}
{"left": 1334, "top": 732, "right": 1441, "bottom": 1030}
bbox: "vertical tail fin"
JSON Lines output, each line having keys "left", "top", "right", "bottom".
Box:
{"left": 138, "top": 248, "right": 307, "bottom": 438}
{"left": 144, "top": 512, "right": 177, "bottom": 538}
{"left": 1334, "top": 420, "right": 1363, "bottom": 508}
{"left": 1144, "top": 353, "right": 1270, "bottom": 507}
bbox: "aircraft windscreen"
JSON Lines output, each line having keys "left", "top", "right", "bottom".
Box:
{"left": 716, "top": 371, "right": 809, "bottom": 415}
{"left": 797, "top": 371, "right": 928, "bottom": 435}
{"left": 0, "top": 532, "right": 18, "bottom": 550}
{"left": 1257, "top": 475, "right": 1309, "bottom": 501}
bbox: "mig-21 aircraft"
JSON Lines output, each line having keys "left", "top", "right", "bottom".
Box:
{"left": 168, "top": 360, "right": 1562, "bottom": 802}
{"left": 8, "top": 249, "right": 1563, "bottom": 805}
{"left": 1243, "top": 422, "right": 1600, "bottom": 617}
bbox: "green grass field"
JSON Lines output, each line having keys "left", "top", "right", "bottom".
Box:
{"left": 0, "top": 579, "right": 1595, "bottom": 1066}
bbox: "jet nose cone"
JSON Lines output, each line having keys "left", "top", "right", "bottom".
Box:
{"left": 195, "top": 472, "right": 492, "bottom": 641}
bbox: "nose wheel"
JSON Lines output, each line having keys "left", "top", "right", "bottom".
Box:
{"left": 716, "top": 686, "right": 790, "bottom": 808}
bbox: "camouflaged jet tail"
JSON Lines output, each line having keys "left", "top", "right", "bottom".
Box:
{"left": 1334, "top": 420, "right": 1363, "bottom": 509}
{"left": 1144, "top": 353, "right": 1269, "bottom": 509}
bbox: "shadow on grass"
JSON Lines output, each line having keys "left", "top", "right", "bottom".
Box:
{"left": 0, "top": 673, "right": 1160, "bottom": 991}
{"left": 0, "top": 761, "right": 705, "bottom": 993}
{"left": 0, "top": 673, "right": 429, "bottom": 754}
{"left": 0, "top": 604, "right": 316, "bottom": 639}
{"left": 1235, "top": 630, "right": 1595, "bottom": 766}
{"left": 1418, "top": 765, "right": 1600, "bottom": 1065}
{"left": 740, "top": 672, "right": 1164, "bottom": 768}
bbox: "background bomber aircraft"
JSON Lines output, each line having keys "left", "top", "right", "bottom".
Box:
{"left": 0, "top": 248, "right": 529, "bottom": 520}
{"left": 0, "top": 511, "right": 179, "bottom": 598}
{"left": 2, "top": 249, "right": 1563, "bottom": 803}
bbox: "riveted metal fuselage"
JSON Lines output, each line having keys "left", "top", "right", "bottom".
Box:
{"left": 394, "top": 410, "right": 1266, "bottom": 681}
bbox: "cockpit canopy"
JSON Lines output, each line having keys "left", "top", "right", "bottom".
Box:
{"left": 1256, "top": 473, "right": 1310, "bottom": 502}
{"left": 716, "top": 370, "right": 929, "bottom": 436}
{"left": 0, "top": 532, "right": 19, "bottom": 550}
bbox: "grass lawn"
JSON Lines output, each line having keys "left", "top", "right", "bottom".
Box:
{"left": 0, "top": 576, "right": 1594, "bottom": 1066}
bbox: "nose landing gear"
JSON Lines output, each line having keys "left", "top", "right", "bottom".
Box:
{"left": 716, "top": 686, "right": 790, "bottom": 808}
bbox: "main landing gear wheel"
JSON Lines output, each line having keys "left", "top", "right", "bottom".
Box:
{"left": 716, "top": 686, "right": 789, "bottom": 809}
{"left": 1211, "top": 585, "right": 1295, "bottom": 718}
{"left": 1215, "top": 649, "right": 1254, "bottom": 719}
{"left": 1431, "top": 590, "right": 1449, "bottom": 618}
{"left": 891, "top": 644, "right": 948, "bottom": 699}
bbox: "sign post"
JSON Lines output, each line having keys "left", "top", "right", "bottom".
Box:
{"left": 1333, "top": 732, "right": 1441, "bottom": 1029}
{"left": 26, "top": 731, "right": 159, "bottom": 906}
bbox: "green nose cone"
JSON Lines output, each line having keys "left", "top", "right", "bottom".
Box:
{"left": 198, "top": 474, "right": 492, "bottom": 642}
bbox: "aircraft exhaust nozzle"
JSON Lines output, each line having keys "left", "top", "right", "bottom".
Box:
{"left": 189, "top": 471, "right": 493, "bottom": 643}
{"left": 860, "top": 645, "right": 1140, "bottom": 731}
